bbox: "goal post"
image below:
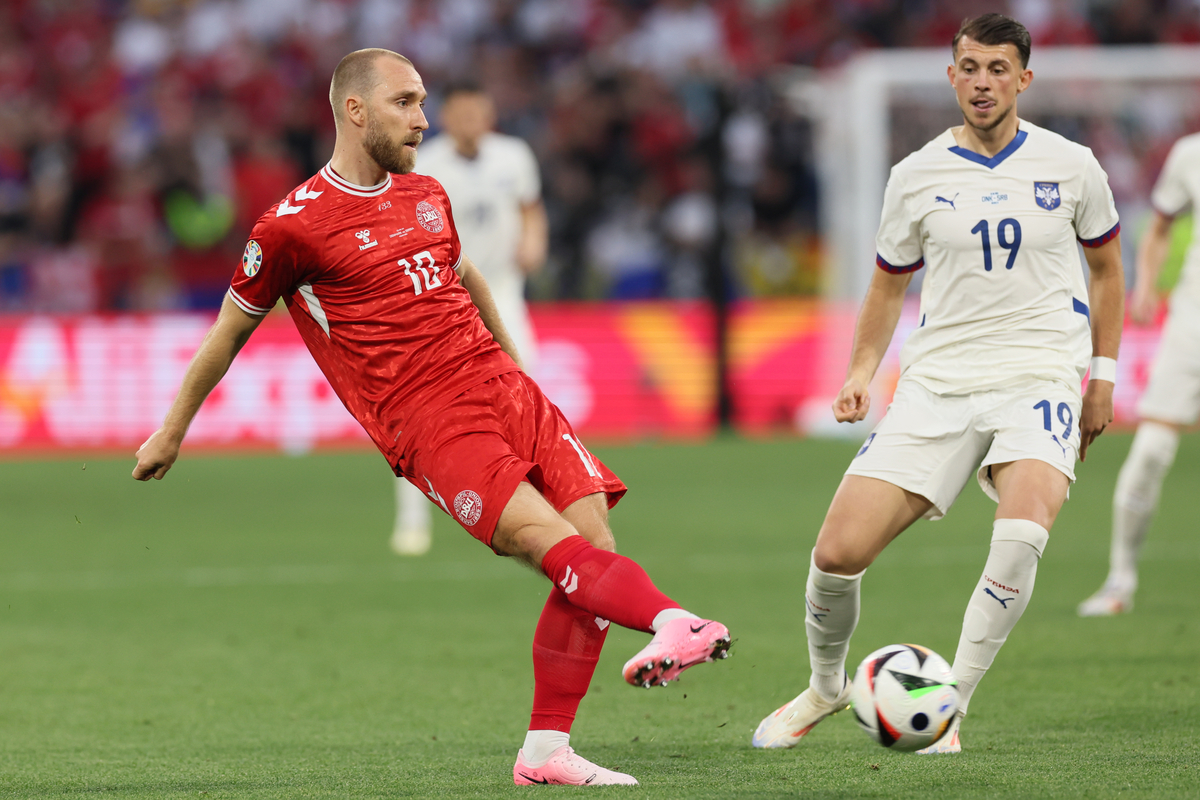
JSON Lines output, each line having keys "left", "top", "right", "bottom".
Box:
{"left": 783, "top": 45, "right": 1200, "bottom": 300}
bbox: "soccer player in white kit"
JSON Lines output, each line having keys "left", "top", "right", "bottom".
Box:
{"left": 1078, "top": 133, "right": 1200, "bottom": 616}
{"left": 390, "top": 80, "right": 549, "bottom": 556}
{"left": 752, "top": 14, "right": 1124, "bottom": 754}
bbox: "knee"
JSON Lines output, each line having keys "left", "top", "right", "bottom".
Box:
{"left": 492, "top": 515, "right": 579, "bottom": 565}
{"left": 812, "top": 540, "right": 869, "bottom": 576}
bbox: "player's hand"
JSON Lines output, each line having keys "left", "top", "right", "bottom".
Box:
{"left": 833, "top": 377, "right": 871, "bottom": 423}
{"left": 1128, "top": 282, "right": 1159, "bottom": 325}
{"left": 1079, "top": 379, "right": 1114, "bottom": 462}
{"left": 132, "top": 428, "right": 182, "bottom": 481}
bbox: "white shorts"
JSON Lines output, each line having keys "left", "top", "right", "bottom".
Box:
{"left": 1137, "top": 293, "right": 1200, "bottom": 426}
{"left": 845, "top": 379, "right": 1080, "bottom": 520}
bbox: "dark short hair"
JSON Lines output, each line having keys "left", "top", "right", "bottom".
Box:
{"left": 952, "top": 14, "right": 1031, "bottom": 69}
{"left": 441, "top": 78, "right": 486, "bottom": 102}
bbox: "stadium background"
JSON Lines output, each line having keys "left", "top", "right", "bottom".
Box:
{"left": 0, "top": 0, "right": 1193, "bottom": 452}
{"left": 2, "top": 3, "right": 1198, "bottom": 798}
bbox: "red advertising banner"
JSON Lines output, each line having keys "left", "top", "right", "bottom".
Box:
{"left": 0, "top": 303, "right": 1165, "bottom": 454}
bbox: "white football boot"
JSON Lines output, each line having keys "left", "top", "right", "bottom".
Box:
{"left": 752, "top": 677, "right": 852, "bottom": 748}
{"left": 917, "top": 711, "right": 962, "bottom": 754}
{"left": 1078, "top": 579, "right": 1134, "bottom": 617}
{"left": 389, "top": 526, "right": 431, "bottom": 556}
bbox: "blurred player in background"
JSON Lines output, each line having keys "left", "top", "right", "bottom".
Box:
{"left": 751, "top": 14, "right": 1123, "bottom": 754}
{"left": 391, "top": 79, "right": 548, "bottom": 556}
{"left": 1078, "top": 134, "right": 1200, "bottom": 616}
{"left": 133, "top": 49, "right": 730, "bottom": 787}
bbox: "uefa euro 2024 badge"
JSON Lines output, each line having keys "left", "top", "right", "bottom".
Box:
{"left": 243, "top": 240, "right": 263, "bottom": 277}
{"left": 1034, "top": 182, "right": 1061, "bottom": 210}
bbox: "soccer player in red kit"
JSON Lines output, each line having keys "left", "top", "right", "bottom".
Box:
{"left": 132, "top": 48, "right": 731, "bottom": 787}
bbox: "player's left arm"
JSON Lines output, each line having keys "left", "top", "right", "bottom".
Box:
{"left": 1079, "top": 236, "right": 1125, "bottom": 461}
{"left": 516, "top": 199, "right": 548, "bottom": 276}
{"left": 460, "top": 254, "right": 525, "bottom": 370}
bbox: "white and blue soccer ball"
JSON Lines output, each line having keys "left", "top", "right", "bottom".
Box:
{"left": 848, "top": 644, "right": 959, "bottom": 752}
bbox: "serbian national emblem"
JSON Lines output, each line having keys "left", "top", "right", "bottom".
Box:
{"left": 1034, "top": 182, "right": 1061, "bottom": 210}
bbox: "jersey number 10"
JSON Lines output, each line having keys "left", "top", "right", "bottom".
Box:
{"left": 970, "top": 218, "right": 1022, "bottom": 271}
{"left": 398, "top": 250, "right": 441, "bottom": 295}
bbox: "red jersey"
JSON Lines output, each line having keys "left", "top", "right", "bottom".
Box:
{"left": 228, "top": 164, "right": 518, "bottom": 469}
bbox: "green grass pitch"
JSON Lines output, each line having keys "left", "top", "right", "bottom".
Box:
{"left": 0, "top": 434, "right": 1196, "bottom": 798}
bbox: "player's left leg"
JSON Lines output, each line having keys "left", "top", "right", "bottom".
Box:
{"left": 500, "top": 488, "right": 727, "bottom": 786}
{"left": 922, "top": 459, "right": 1066, "bottom": 754}
{"left": 390, "top": 477, "right": 432, "bottom": 555}
{"left": 1079, "top": 420, "right": 1180, "bottom": 616}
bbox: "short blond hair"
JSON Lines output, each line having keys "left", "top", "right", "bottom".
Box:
{"left": 329, "top": 48, "right": 413, "bottom": 126}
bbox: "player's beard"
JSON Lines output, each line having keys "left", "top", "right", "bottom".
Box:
{"left": 364, "top": 114, "right": 417, "bottom": 175}
{"left": 963, "top": 97, "right": 1014, "bottom": 135}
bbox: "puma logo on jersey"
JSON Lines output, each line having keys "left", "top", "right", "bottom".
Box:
{"left": 354, "top": 229, "right": 378, "bottom": 250}
{"left": 277, "top": 199, "right": 304, "bottom": 216}
{"left": 934, "top": 193, "right": 958, "bottom": 210}
{"left": 296, "top": 185, "right": 323, "bottom": 201}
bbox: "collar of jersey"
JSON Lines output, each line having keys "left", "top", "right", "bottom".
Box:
{"left": 320, "top": 164, "right": 392, "bottom": 197}
{"left": 947, "top": 128, "right": 1027, "bottom": 170}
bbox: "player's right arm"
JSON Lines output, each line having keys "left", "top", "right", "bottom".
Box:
{"left": 834, "top": 268, "right": 913, "bottom": 422}
{"left": 132, "top": 295, "right": 263, "bottom": 481}
{"left": 1130, "top": 211, "right": 1172, "bottom": 323}
{"left": 836, "top": 167, "right": 921, "bottom": 422}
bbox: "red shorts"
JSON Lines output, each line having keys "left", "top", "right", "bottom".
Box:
{"left": 395, "top": 371, "right": 627, "bottom": 547}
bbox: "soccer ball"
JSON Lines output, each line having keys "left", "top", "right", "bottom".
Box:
{"left": 848, "top": 644, "right": 959, "bottom": 752}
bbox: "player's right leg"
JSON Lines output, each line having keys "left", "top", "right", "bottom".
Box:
{"left": 1079, "top": 419, "right": 1180, "bottom": 616}
{"left": 753, "top": 476, "right": 931, "bottom": 749}
{"left": 390, "top": 477, "right": 433, "bottom": 556}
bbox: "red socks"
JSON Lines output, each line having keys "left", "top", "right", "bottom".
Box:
{"left": 529, "top": 586, "right": 608, "bottom": 731}
{"left": 539, "top": 535, "right": 680, "bottom": 634}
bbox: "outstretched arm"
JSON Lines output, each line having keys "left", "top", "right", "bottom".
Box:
{"left": 1079, "top": 235, "right": 1124, "bottom": 461}
{"left": 834, "top": 268, "right": 913, "bottom": 423}
{"left": 133, "top": 295, "right": 264, "bottom": 480}
{"left": 460, "top": 254, "right": 525, "bottom": 371}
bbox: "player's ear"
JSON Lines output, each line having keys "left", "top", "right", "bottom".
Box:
{"left": 946, "top": 62, "right": 955, "bottom": 86}
{"left": 1018, "top": 68, "right": 1033, "bottom": 94}
{"left": 345, "top": 94, "right": 368, "bottom": 128}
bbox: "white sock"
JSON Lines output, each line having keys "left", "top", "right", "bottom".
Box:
{"left": 651, "top": 608, "right": 700, "bottom": 632}
{"left": 395, "top": 477, "right": 432, "bottom": 532}
{"left": 805, "top": 552, "right": 863, "bottom": 701}
{"left": 1108, "top": 422, "right": 1178, "bottom": 593}
{"left": 952, "top": 519, "right": 1049, "bottom": 715}
{"left": 521, "top": 729, "right": 570, "bottom": 766}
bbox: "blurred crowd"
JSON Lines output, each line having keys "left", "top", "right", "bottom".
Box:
{"left": 1, "top": 0, "right": 1198, "bottom": 312}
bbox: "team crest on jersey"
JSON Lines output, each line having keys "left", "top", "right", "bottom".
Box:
{"left": 416, "top": 200, "right": 445, "bottom": 233}
{"left": 454, "top": 490, "right": 483, "bottom": 526}
{"left": 242, "top": 240, "right": 263, "bottom": 277}
{"left": 1034, "top": 182, "right": 1061, "bottom": 210}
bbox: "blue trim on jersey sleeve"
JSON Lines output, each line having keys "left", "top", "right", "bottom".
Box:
{"left": 876, "top": 254, "right": 925, "bottom": 274}
{"left": 947, "top": 129, "right": 1028, "bottom": 170}
{"left": 1072, "top": 297, "right": 1090, "bottom": 319}
{"left": 1078, "top": 221, "right": 1120, "bottom": 248}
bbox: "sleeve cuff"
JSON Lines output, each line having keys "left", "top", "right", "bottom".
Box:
{"left": 228, "top": 288, "right": 272, "bottom": 315}
{"left": 1078, "top": 222, "right": 1120, "bottom": 248}
{"left": 876, "top": 253, "right": 925, "bottom": 274}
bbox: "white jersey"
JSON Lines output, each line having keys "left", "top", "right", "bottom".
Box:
{"left": 876, "top": 120, "right": 1120, "bottom": 396}
{"left": 1149, "top": 132, "right": 1200, "bottom": 307}
{"left": 415, "top": 132, "right": 541, "bottom": 317}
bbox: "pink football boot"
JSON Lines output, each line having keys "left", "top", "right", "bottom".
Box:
{"left": 512, "top": 746, "right": 638, "bottom": 786}
{"left": 622, "top": 617, "right": 732, "bottom": 688}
